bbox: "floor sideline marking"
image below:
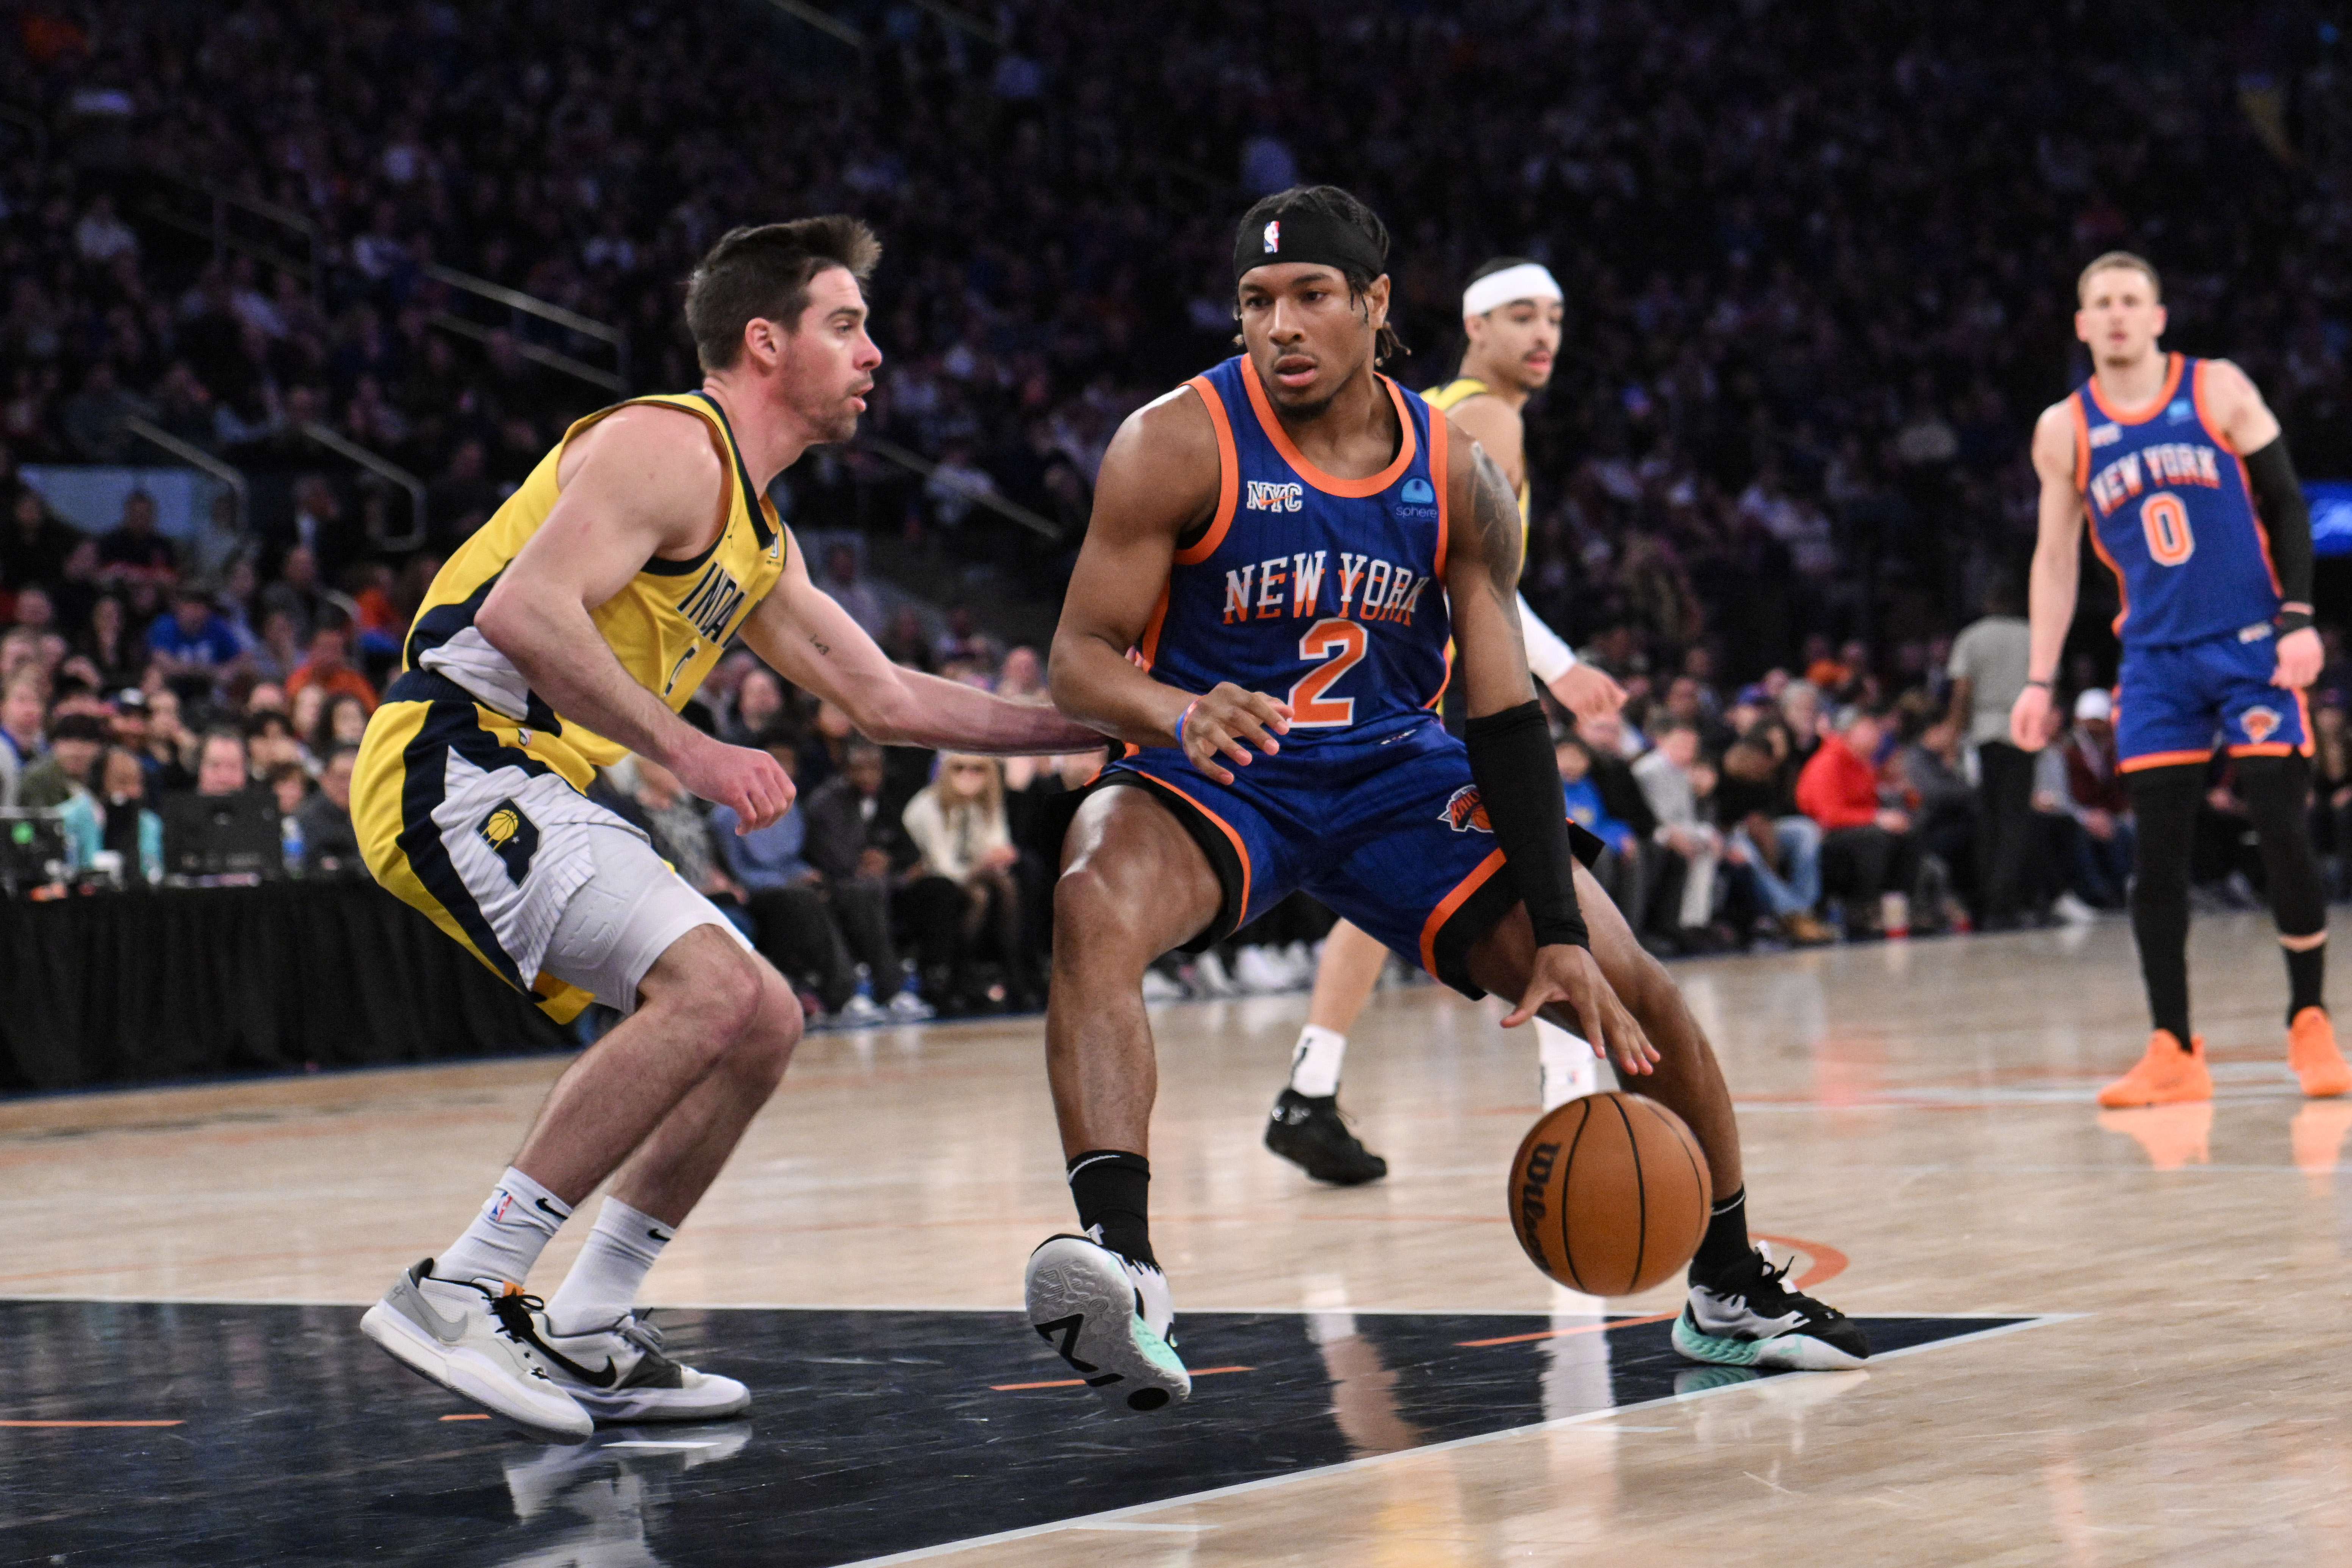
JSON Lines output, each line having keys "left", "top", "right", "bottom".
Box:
{"left": 840, "top": 1314, "right": 2077, "bottom": 1568}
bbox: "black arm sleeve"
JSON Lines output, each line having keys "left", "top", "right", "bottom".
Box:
{"left": 1464, "top": 700, "right": 1589, "bottom": 950}
{"left": 2244, "top": 436, "right": 2313, "bottom": 617}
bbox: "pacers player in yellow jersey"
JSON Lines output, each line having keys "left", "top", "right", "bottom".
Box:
{"left": 352, "top": 218, "right": 1101, "bottom": 1442}
{"left": 1264, "top": 257, "right": 1628, "bottom": 1185}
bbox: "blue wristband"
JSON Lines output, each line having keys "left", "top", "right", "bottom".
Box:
{"left": 1173, "top": 698, "right": 1199, "bottom": 753}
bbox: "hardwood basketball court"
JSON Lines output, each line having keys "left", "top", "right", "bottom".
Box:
{"left": 4, "top": 912, "right": 2346, "bottom": 1565}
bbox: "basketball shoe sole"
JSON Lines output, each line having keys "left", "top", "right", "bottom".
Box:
{"left": 1671, "top": 1244, "right": 1870, "bottom": 1372}
{"left": 1024, "top": 1234, "right": 1190, "bottom": 1413}
{"left": 360, "top": 1259, "right": 593, "bottom": 1443}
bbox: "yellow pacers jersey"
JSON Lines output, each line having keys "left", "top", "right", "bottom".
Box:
{"left": 351, "top": 391, "right": 789, "bottom": 1022}
{"left": 1424, "top": 376, "right": 1531, "bottom": 532}
{"left": 396, "top": 391, "right": 788, "bottom": 788}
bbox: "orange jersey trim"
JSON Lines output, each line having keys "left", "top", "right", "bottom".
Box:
{"left": 1175, "top": 378, "right": 1242, "bottom": 566}
{"left": 1238, "top": 356, "right": 1417, "bottom": 498}
{"left": 1136, "top": 583, "right": 1172, "bottom": 670}
{"left": 1145, "top": 773, "right": 1252, "bottom": 923}
{"left": 1427, "top": 401, "right": 1452, "bottom": 582}
{"left": 2085, "top": 352, "right": 2185, "bottom": 426}
{"left": 1419, "top": 847, "right": 1506, "bottom": 978}
{"left": 2119, "top": 748, "right": 2214, "bottom": 773}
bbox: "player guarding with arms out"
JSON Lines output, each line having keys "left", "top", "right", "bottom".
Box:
{"left": 1266, "top": 255, "right": 1627, "bottom": 1186}
{"left": 1026, "top": 186, "right": 1865, "bottom": 1413}
{"left": 2013, "top": 252, "right": 2352, "bottom": 1108}
{"left": 349, "top": 219, "right": 1103, "bottom": 1442}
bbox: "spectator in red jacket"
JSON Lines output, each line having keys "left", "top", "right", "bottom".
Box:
{"left": 1797, "top": 706, "right": 1921, "bottom": 936}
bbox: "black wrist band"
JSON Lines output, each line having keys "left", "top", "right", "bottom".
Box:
{"left": 1463, "top": 700, "right": 1590, "bottom": 950}
{"left": 2280, "top": 608, "right": 2315, "bottom": 636}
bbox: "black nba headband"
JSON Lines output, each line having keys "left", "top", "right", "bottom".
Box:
{"left": 1233, "top": 206, "right": 1386, "bottom": 282}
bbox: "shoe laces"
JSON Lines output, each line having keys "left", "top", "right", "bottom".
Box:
{"left": 1738, "top": 1249, "right": 1842, "bottom": 1322}
{"left": 615, "top": 1313, "right": 665, "bottom": 1356}
{"left": 488, "top": 1288, "right": 552, "bottom": 1346}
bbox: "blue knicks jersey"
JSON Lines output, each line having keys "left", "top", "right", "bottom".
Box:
{"left": 1138, "top": 355, "right": 1453, "bottom": 746}
{"left": 2072, "top": 354, "right": 2280, "bottom": 647}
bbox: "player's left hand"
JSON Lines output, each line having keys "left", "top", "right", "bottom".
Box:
{"left": 2273, "top": 626, "right": 2323, "bottom": 691}
{"left": 1546, "top": 664, "right": 1626, "bottom": 724}
{"left": 1504, "top": 943, "right": 1660, "bottom": 1078}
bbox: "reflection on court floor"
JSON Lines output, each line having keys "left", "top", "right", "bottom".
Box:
{"left": 0, "top": 1301, "right": 2039, "bottom": 1566}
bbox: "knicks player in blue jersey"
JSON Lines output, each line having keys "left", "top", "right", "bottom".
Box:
{"left": 1022, "top": 186, "right": 1865, "bottom": 1413}
{"left": 2013, "top": 251, "right": 2352, "bottom": 1109}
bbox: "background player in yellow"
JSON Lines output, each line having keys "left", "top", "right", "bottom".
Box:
{"left": 1264, "top": 257, "right": 1629, "bottom": 1186}
{"left": 351, "top": 218, "right": 1101, "bottom": 1441}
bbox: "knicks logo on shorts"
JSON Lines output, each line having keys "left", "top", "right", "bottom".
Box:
{"left": 2242, "top": 706, "right": 2283, "bottom": 745}
{"left": 1441, "top": 785, "right": 1493, "bottom": 833}
{"left": 479, "top": 798, "right": 540, "bottom": 884}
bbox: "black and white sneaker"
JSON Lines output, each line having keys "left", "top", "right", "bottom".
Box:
{"left": 1672, "top": 1243, "right": 1870, "bottom": 1371}
{"left": 518, "top": 1308, "right": 751, "bottom": 1424}
{"left": 1265, "top": 1088, "right": 1388, "bottom": 1185}
{"left": 1023, "top": 1232, "right": 1190, "bottom": 1413}
{"left": 359, "top": 1259, "right": 593, "bottom": 1443}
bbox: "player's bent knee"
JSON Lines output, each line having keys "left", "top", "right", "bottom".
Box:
{"left": 642, "top": 929, "right": 767, "bottom": 1055}
{"left": 729, "top": 965, "right": 803, "bottom": 1088}
{"left": 1052, "top": 861, "right": 1177, "bottom": 967}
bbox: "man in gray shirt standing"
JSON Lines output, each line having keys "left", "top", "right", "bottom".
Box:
{"left": 1947, "top": 576, "right": 2037, "bottom": 928}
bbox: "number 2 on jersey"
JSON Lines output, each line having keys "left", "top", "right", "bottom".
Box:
{"left": 1289, "top": 618, "right": 1366, "bottom": 728}
{"left": 2140, "top": 492, "right": 2194, "bottom": 566}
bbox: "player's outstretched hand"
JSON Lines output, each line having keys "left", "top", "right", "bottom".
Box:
{"left": 2274, "top": 626, "right": 2324, "bottom": 691}
{"left": 674, "top": 734, "right": 797, "bottom": 833}
{"left": 1178, "top": 683, "right": 1292, "bottom": 785}
{"left": 2008, "top": 684, "right": 2056, "bottom": 751}
{"left": 1546, "top": 664, "right": 1627, "bottom": 724}
{"left": 1503, "top": 943, "right": 1661, "bottom": 1078}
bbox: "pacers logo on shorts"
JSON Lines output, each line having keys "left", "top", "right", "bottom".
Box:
{"left": 1441, "top": 785, "right": 1493, "bottom": 833}
{"left": 2242, "top": 706, "right": 2282, "bottom": 745}
{"left": 478, "top": 799, "right": 540, "bottom": 884}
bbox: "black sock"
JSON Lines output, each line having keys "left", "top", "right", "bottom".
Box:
{"left": 1067, "top": 1149, "right": 1154, "bottom": 1267}
{"left": 2287, "top": 942, "right": 2327, "bottom": 1023}
{"left": 1688, "top": 1187, "right": 1751, "bottom": 1283}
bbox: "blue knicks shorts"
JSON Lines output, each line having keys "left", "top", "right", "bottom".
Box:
{"left": 2115, "top": 629, "right": 2311, "bottom": 773}
{"left": 1099, "top": 714, "right": 1602, "bottom": 998}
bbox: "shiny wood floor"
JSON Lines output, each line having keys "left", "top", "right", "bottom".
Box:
{"left": 10, "top": 912, "right": 2352, "bottom": 1565}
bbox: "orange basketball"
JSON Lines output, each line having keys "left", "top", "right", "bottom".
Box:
{"left": 1507, "top": 1092, "right": 1712, "bottom": 1295}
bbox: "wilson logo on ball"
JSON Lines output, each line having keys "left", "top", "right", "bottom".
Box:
{"left": 1518, "top": 1140, "right": 1559, "bottom": 1245}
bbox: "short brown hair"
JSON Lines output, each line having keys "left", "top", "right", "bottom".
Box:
{"left": 684, "top": 217, "right": 882, "bottom": 372}
{"left": 2077, "top": 250, "right": 2161, "bottom": 304}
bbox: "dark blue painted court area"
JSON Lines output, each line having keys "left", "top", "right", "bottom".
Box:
{"left": 0, "top": 1302, "right": 2027, "bottom": 1566}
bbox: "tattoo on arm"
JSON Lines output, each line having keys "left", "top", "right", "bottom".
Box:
{"left": 810, "top": 635, "right": 830, "bottom": 656}
{"left": 1470, "top": 448, "right": 1525, "bottom": 614}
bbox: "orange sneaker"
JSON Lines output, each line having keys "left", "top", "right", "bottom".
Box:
{"left": 2095, "top": 1031, "right": 2211, "bottom": 1108}
{"left": 2288, "top": 1008, "right": 2352, "bottom": 1098}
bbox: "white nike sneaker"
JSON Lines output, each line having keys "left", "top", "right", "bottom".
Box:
{"left": 519, "top": 1309, "right": 751, "bottom": 1423}
{"left": 1023, "top": 1232, "right": 1190, "bottom": 1413}
{"left": 360, "top": 1259, "right": 593, "bottom": 1442}
{"left": 1671, "top": 1243, "right": 1870, "bottom": 1371}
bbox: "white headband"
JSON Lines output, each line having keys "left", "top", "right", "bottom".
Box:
{"left": 1462, "top": 262, "right": 1562, "bottom": 319}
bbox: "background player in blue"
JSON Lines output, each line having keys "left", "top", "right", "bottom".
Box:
{"left": 2013, "top": 251, "right": 2352, "bottom": 1109}
{"left": 1023, "top": 185, "right": 1866, "bottom": 1416}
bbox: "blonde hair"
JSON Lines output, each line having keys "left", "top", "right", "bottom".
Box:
{"left": 2077, "top": 251, "right": 2161, "bottom": 304}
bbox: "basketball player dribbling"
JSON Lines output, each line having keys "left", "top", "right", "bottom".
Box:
{"left": 1025, "top": 186, "right": 1865, "bottom": 1413}
{"left": 1264, "top": 256, "right": 1628, "bottom": 1188}
{"left": 2012, "top": 251, "right": 2352, "bottom": 1108}
{"left": 348, "top": 219, "right": 1102, "bottom": 1441}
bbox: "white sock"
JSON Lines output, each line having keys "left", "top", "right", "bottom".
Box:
{"left": 1536, "top": 1018, "right": 1598, "bottom": 1110}
{"left": 545, "top": 1197, "right": 673, "bottom": 1336}
{"left": 1289, "top": 1025, "right": 1348, "bottom": 1097}
{"left": 437, "top": 1166, "right": 571, "bottom": 1290}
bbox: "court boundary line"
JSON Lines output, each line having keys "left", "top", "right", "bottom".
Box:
{"left": 0, "top": 1295, "right": 2075, "bottom": 1318}
{"left": 836, "top": 1313, "right": 2079, "bottom": 1568}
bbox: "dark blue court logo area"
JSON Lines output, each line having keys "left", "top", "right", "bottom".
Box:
{"left": 0, "top": 1302, "right": 2036, "bottom": 1566}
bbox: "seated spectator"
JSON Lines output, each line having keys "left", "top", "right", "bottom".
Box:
{"left": 94, "top": 490, "right": 176, "bottom": 586}
{"left": 0, "top": 666, "right": 44, "bottom": 805}
{"left": 264, "top": 760, "right": 311, "bottom": 818}
{"left": 16, "top": 710, "right": 108, "bottom": 809}
{"left": 723, "top": 666, "right": 789, "bottom": 747}
{"left": 1717, "top": 732, "right": 1833, "bottom": 945}
{"left": 192, "top": 727, "right": 257, "bottom": 798}
{"left": 285, "top": 621, "right": 379, "bottom": 712}
{"left": 710, "top": 733, "right": 867, "bottom": 1020}
{"left": 245, "top": 709, "right": 307, "bottom": 778}
{"left": 1, "top": 490, "right": 82, "bottom": 595}
{"left": 77, "top": 594, "right": 144, "bottom": 692}
{"left": 804, "top": 738, "right": 948, "bottom": 1017}
{"left": 1896, "top": 714, "right": 1977, "bottom": 931}
{"left": 146, "top": 585, "right": 244, "bottom": 695}
{"left": 1558, "top": 734, "right": 1649, "bottom": 923}
{"left": 125, "top": 686, "right": 196, "bottom": 793}
{"left": 1632, "top": 718, "right": 1724, "bottom": 948}
{"left": 2311, "top": 700, "right": 2352, "bottom": 896}
{"left": 296, "top": 744, "right": 363, "bottom": 875}
{"left": 902, "top": 753, "right": 1038, "bottom": 1010}
{"left": 59, "top": 744, "right": 163, "bottom": 884}
{"left": 2034, "top": 689, "right": 2134, "bottom": 910}
{"left": 1796, "top": 706, "right": 1922, "bottom": 936}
